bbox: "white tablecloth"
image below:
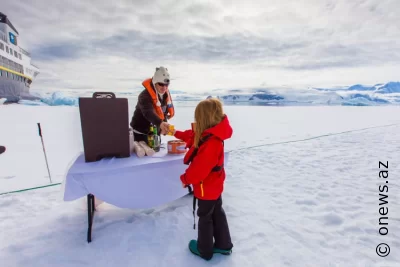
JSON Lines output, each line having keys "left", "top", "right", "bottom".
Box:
{"left": 63, "top": 148, "right": 229, "bottom": 209}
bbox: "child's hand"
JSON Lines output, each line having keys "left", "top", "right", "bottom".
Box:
{"left": 182, "top": 182, "right": 187, "bottom": 188}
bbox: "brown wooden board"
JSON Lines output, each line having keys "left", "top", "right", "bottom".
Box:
{"left": 78, "top": 92, "right": 130, "bottom": 162}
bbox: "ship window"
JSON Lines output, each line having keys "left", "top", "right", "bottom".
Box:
{"left": 0, "top": 43, "right": 3, "bottom": 50}
{"left": 14, "top": 51, "right": 18, "bottom": 58}
{"left": 6, "top": 46, "right": 9, "bottom": 53}
{"left": 19, "top": 53, "right": 22, "bottom": 59}
{"left": 0, "top": 70, "right": 2, "bottom": 76}
{"left": 10, "top": 48, "right": 12, "bottom": 54}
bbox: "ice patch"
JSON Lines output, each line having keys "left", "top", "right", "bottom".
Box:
{"left": 40, "top": 92, "right": 79, "bottom": 106}
{"left": 18, "top": 99, "right": 49, "bottom": 106}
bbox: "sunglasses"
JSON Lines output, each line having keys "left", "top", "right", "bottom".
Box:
{"left": 157, "top": 83, "right": 169, "bottom": 87}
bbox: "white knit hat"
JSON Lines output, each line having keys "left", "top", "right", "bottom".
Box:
{"left": 152, "top": 66, "right": 170, "bottom": 85}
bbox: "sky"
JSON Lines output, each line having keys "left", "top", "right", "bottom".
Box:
{"left": 1, "top": 0, "right": 400, "bottom": 92}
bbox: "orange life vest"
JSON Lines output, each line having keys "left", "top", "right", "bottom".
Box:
{"left": 142, "top": 78, "right": 175, "bottom": 120}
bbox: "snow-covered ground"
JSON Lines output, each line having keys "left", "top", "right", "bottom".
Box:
{"left": 0, "top": 104, "right": 400, "bottom": 267}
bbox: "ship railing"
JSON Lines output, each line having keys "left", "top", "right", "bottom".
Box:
{"left": 31, "top": 62, "right": 39, "bottom": 69}
{"left": 0, "top": 63, "right": 24, "bottom": 74}
{"left": 19, "top": 47, "right": 31, "bottom": 57}
{"left": 0, "top": 56, "right": 24, "bottom": 74}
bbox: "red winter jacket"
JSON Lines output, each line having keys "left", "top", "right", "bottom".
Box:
{"left": 174, "top": 115, "right": 233, "bottom": 200}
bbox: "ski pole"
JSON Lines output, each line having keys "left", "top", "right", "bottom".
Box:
{"left": 37, "top": 123, "right": 52, "bottom": 183}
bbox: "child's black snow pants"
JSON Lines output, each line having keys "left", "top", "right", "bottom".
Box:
{"left": 196, "top": 195, "right": 233, "bottom": 260}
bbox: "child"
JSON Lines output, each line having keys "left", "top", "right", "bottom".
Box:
{"left": 173, "top": 98, "right": 234, "bottom": 261}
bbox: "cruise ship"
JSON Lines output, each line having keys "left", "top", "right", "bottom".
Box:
{"left": 0, "top": 12, "right": 40, "bottom": 103}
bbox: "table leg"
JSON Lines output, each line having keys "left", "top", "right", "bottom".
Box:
{"left": 87, "top": 194, "right": 96, "bottom": 243}
{"left": 86, "top": 186, "right": 189, "bottom": 243}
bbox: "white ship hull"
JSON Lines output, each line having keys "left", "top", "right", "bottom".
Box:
{"left": 0, "top": 12, "right": 40, "bottom": 103}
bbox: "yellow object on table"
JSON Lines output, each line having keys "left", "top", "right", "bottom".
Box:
{"left": 167, "top": 124, "right": 175, "bottom": 135}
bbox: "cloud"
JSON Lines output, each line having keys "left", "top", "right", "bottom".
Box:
{"left": 1, "top": 0, "right": 399, "bottom": 92}
{"left": 32, "top": 43, "right": 84, "bottom": 61}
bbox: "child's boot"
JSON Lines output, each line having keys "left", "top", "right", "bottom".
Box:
{"left": 188, "top": 240, "right": 213, "bottom": 261}
{"left": 213, "top": 246, "right": 232, "bottom": 255}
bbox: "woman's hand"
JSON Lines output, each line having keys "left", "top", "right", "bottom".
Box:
{"left": 160, "top": 121, "right": 170, "bottom": 135}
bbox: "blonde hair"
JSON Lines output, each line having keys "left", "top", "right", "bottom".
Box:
{"left": 193, "top": 98, "right": 225, "bottom": 148}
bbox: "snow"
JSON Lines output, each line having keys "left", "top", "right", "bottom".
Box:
{"left": 1, "top": 103, "right": 400, "bottom": 267}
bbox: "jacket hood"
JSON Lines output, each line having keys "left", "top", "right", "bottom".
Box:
{"left": 204, "top": 115, "right": 233, "bottom": 141}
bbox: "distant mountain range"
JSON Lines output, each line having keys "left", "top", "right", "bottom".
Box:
{"left": 313, "top": 82, "right": 400, "bottom": 94}
{"left": 172, "top": 81, "right": 400, "bottom": 106}
{"left": 17, "top": 81, "right": 400, "bottom": 107}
